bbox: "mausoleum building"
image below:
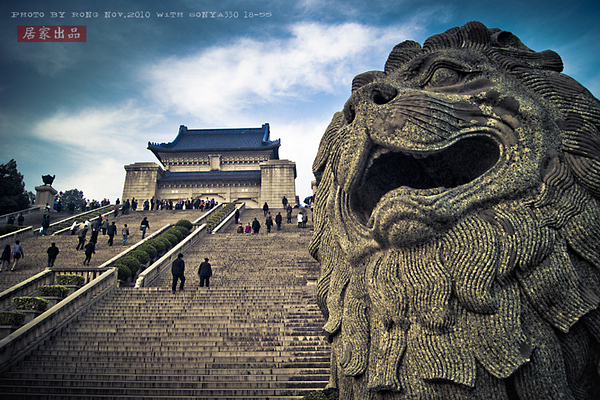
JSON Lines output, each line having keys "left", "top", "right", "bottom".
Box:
{"left": 122, "top": 123, "right": 296, "bottom": 208}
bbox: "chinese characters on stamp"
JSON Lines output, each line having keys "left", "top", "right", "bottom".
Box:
{"left": 18, "top": 26, "right": 86, "bottom": 42}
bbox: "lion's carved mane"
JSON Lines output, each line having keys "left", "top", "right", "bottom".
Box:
{"left": 310, "top": 21, "right": 600, "bottom": 399}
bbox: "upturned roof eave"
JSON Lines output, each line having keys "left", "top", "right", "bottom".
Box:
{"left": 147, "top": 142, "right": 281, "bottom": 153}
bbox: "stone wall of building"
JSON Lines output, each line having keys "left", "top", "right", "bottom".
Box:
{"left": 260, "top": 160, "right": 297, "bottom": 208}
{"left": 122, "top": 158, "right": 296, "bottom": 209}
{"left": 155, "top": 181, "right": 261, "bottom": 207}
{"left": 122, "top": 162, "right": 165, "bottom": 202}
{"left": 160, "top": 151, "right": 273, "bottom": 173}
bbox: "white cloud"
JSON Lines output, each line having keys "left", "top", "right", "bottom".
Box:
{"left": 55, "top": 157, "right": 126, "bottom": 203}
{"left": 32, "top": 102, "right": 164, "bottom": 156}
{"left": 144, "top": 21, "right": 414, "bottom": 124}
{"left": 29, "top": 102, "right": 167, "bottom": 201}
{"left": 276, "top": 118, "right": 333, "bottom": 200}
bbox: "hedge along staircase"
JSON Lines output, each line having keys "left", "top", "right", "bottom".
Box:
{"left": 0, "top": 208, "right": 330, "bottom": 399}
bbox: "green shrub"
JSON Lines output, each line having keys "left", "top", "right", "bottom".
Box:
{"left": 115, "top": 263, "right": 131, "bottom": 281}
{"left": 0, "top": 311, "right": 26, "bottom": 326}
{"left": 167, "top": 227, "right": 185, "bottom": 241}
{"left": 172, "top": 226, "right": 189, "bottom": 239}
{"left": 163, "top": 233, "right": 179, "bottom": 246}
{"left": 13, "top": 297, "right": 49, "bottom": 311}
{"left": 156, "top": 237, "right": 171, "bottom": 252}
{"left": 205, "top": 203, "right": 235, "bottom": 231}
{"left": 38, "top": 285, "right": 69, "bottom": 298}
{"left": 175, "top": 219, "right": 193, "bottom": 230}
{"left": 55, "top": 274, "right": 85, "bottom": 286}
{"left": 129, "top": 249, "right": 150, "bottom": 265}
{"left": 138, "top": 243, "right": 157, "bottom": 259}
{"left": 149, "top": 238, "right": 166, "bottom": 254}
{"left": 120, "top": 256, "right": 141, "bottom": 275}
{"left": 0, "top": 224, "right": 20, "bottom": 236}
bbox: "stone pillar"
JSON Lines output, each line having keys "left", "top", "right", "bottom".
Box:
{"left": 122, "top": 162, "right": 165, "bottom": 203}
{"left": 260, "top": 160, "right": 296, "bottom": 209}
{"left": 34, "top": 185, "right": 58, "bottom": 210}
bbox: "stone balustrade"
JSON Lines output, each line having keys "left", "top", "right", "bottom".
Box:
{"left": 0, "top": 268, "right": 117, "bottom": 373}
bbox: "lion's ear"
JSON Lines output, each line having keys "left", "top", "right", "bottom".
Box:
{"left": 491, "top": 30, "right": 528, "bottom": 50}
{"left": 352, "top": 71, "right": 387, "bottom": 92}
{"left": 384, "top": 40, "right": 422, "bottom": 73}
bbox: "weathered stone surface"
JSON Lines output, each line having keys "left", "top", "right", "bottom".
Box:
{"left": 310, "top": 21, "right": 600, "bottom": 399}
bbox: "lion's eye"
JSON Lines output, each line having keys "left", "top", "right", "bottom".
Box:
{"left": 426, "top": 67, "right": 462, "bottom": 87}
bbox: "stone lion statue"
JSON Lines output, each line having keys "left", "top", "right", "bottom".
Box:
{"left": 310, "top": 21, "right": 600, "bottom": 399}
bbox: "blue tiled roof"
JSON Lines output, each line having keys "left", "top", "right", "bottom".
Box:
{"left": 159, "top": 170, "right": 261, "bottom": 182}
{"left": 148, "top": 123, "right": 280, "bottom": 158}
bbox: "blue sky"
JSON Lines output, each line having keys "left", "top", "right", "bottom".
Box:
{"left": 1, "top": 0, "right": 599, "bottom": 204}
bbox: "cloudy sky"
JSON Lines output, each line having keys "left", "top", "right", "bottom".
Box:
{"left": 1, "top": 0, "right": 599, "bottom": 204}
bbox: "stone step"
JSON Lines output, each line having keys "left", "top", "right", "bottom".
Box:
{"left": 0, "top": 395, "right": 308, "bottom": 400}
{"left": 0, "top": 379, "right": 327, "bottom": 391}
{"left": 29, "top": 350, "right": 331, "bottom": 360}
{"left": 0, "top": 385, "right": 322, "bottom": 398}
{"left": 2, "top": 368, "right": 329, "bottom": 380}
{"left": 15, "top": 360, "right": 329, "bottom": 371}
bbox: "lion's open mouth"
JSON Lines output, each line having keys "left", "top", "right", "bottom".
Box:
{"left": 351, "top": 136, "right": 501, "bottom": 223}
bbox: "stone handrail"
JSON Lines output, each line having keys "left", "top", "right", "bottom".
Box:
{"left": 135, "top": 223, "right": 207, "bottom": 288}
{"left": 97, "top": 223, "right": 171, "bottom": 269}
{"left": 134, "top": 205, "right": 224, "bottom": 288}
{"left": 0, "top": 270, "right": 53, "bottom": 311}
{"left": 0, "top": 207, "right": 38, "bottom": 222}
{"left": 0, "top": 268, "right": 117, "bottom": 373}
{"left": 212, "top": 202, "right": 245, "bottom": 233}
{"left": 52, "top": 267, "right": 115, "bottom": 284}
{"left": 49, "top": 205, "right": 115, "bottom": 235}
{"left": 0, "top": 226, "right": 34, "bottom": 248}
{"left": 192, "top": 203, "right": 223, "bottom": 226}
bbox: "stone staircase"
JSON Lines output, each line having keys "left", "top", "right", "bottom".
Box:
{"left": 0, "top": 209, "right": 205, "bottom": 292}
{"left": 0, "top": 208, "right": 329, "bottom": 399}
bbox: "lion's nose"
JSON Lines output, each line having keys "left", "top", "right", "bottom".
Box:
{"left": 370, "top": 84, "right": 398, "bottom": 105}
{"left": 343, "top": 83, "right": 398, "bottom": 124}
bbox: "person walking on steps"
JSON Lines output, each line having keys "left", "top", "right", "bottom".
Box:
{"left": 46, "top": 242, "right": 59, "bottom": 268}
{"left": 90, "top": 218, "right": 100, "bottom": 247}
{"left": 83, "top": 241, "right": 95, "bottom": 266}
{"left": 172, "top": 253, "right": 186, "bottom": 293}
{"left": 198, "top": 258, "right": 212, "bottom": 288}
{"left": 252, "top": 218, "right": 261, "bottom": 234}
{"left": 122, "top": 224, "right": 130, "bottom": 245}
{"left": 11, "top": 240, "right": 24, "bottom": 271}
{"left": 107, "top": 221, "right": 117, "bottom": 246}
{"left": 140, "top": 217, "right": 150, "bottom": 239}
{"left": 0, "top": 245, "right": 11, "bottom": 272}
{"left": 76, "top": 225, "right": 88, "bottom": 250}
{"left": 265, "top": 213, "right": 273, "bottom": 233}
